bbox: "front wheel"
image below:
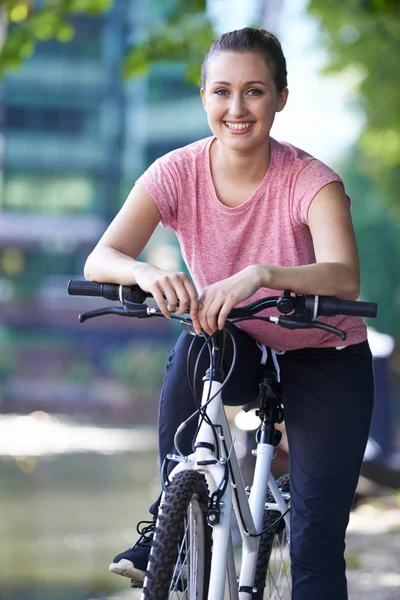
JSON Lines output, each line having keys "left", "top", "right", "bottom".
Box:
{"left": 142, "top": 470, "right": 212, "bottom": 599}
{"left": 253, "top": 474, "right": 291, "bottom": 600}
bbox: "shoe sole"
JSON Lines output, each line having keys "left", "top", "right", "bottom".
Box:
{"left": 109, "top": 559, "right": 146, "bottom": 583}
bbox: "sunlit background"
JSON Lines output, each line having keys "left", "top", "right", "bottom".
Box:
{"left": 0, "top": 1, "right": 399, "bottom": 599}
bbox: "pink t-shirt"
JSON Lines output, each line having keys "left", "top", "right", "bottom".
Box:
{"left": 136, "top": 136, "right": 367, "bottom": 351}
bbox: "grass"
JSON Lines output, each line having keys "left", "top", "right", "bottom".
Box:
{"left": 345, "top": 552, "right": 362, "bottom": 570}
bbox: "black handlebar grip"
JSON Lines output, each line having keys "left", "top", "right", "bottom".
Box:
{"left": 314, "top": 296, "right": 378, "bottom": 318}
{"left": 67, "top": 280, "right": 120, "bottom": 301}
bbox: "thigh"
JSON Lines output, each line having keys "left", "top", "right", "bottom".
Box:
{"left": 280, "top": 341, "right": 374, "bottom": 479}
{"left": 169, "top": 325, "right": 266, "bottom": 407}
{"left": 158, "top": 326, "right": 265, "bottom": 459}
{"left": 279, "top": 341, "right": 374, "bottom": 549}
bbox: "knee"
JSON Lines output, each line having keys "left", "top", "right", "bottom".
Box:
{"left": 290, "top": 511, "right": 347, "bottom": 570}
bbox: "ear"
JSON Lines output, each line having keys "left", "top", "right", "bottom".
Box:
{"left": 200, "top": 87, "right": 207, "bottom": 110}
{"left": 277, "top": 87, "right": 289, "bottom": 112}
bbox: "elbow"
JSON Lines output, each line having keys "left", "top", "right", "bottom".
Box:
{"left": 341, "top": 274, "right": 360, "bottom": 301}
{"left": 83, "top": 252, "right": 97, "bottom": 282}
{"left": 344, "top": 287, "right": 360, "bottom": 302}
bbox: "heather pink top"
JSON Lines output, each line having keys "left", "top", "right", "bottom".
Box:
{"left": 136, "top": 136, "right": 367, "bottom": 351}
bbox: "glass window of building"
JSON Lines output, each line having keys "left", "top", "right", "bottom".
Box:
{"left": 3, "top": 172, "right": 97, "bottom": 215}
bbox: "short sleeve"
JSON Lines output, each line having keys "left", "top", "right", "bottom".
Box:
{"left": 292, "top": 159, "right": 351, "bottom": 226}
{"left": 135, "top": 157, "right": 178, "bottom": 229}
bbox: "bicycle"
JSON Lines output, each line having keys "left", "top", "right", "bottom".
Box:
{"left": 67, "top": 279, "right": 377, "bottom": 600}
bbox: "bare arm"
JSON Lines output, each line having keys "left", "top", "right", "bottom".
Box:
{"left": 84, "top": 184, "right": 161, "bottom": 285}
{"left": 84, "top": 184, "right": 201, "bottom": 333}
{"left": 199, "top": 181, "right": 360, "bottom": 334}
{"left": 259, "top": 181, "right": 360, "bottom": 300}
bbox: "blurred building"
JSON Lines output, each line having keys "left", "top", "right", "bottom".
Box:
{"left": 0, "top": 0, "right": 210, "bottom": 313}
{"left": 0, "top": 0, "right": 209, "bottom": 417}
{"left": 0, "top": 0, "right": 285, "bottom": 418}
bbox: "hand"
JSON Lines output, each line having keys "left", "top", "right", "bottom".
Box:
{"left": 133, "top": 263, "right": 201, "bottom": 334}
{"left": 198, "top": 265, "right": 264, "bottom": 335}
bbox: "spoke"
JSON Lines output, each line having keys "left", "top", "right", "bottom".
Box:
{"left": 169, "top": 517, "right": 190, "bottom": 597}
{"left": 273, "top": 532, "right": 290, "bottom": 593}
{"left": 188, "top": 504, "right": 198, "bottom": 596}
{"left": 168, "top": 500, "right": 201, "bottom": 599}
{"left": 267, "top": 525, "right": 292, "bottom": 600}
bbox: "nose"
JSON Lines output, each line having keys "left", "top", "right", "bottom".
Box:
{"left": 228, "top": 94, "right": 248, "bottom": 119}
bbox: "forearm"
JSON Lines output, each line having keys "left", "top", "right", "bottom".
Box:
{"left": 259, "top": 262, "right": 360, "bottom": 300}
{"left": 84, "top": 246, "right": 147, "bottom": 285}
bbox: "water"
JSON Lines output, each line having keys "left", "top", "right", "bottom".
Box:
{"left": 0, "top": 414, "right": 159, "bottom": 600}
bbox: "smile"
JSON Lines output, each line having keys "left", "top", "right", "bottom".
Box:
{"left": 224, "top": 122, "right": 253, "bottom": 130}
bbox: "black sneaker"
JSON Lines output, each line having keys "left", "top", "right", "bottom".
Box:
{"left": 109, "top": 519, "right": 155, "bottom": 585}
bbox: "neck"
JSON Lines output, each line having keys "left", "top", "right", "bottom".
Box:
{"left": 211, "top": 137, "right": 271, "bottom": 182}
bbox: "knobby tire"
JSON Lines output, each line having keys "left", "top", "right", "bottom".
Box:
{"left": 143, "top": 470, "right": 212, "bottom": 600}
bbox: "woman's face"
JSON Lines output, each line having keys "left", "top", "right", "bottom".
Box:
{"left": 201, "top": 51, "right": 288, "bottom": 153}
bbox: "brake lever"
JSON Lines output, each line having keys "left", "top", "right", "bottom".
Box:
{"left": 78, "top": 304, "right": 149, "bottom": 323}
{"left": 309, "top": 321, "right": 347, "bottom": 340}
{"left": 274, "top": 316, "right": 347, "bottom": 341}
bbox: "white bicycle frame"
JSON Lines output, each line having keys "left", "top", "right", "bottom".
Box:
{"left": 160, "top": 376, "right": 291, "bottom": 600}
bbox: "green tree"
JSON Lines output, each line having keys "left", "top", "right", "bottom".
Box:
{"left": 307, "top": 0, "right": 400, "bottom": 215}
{"left": 0, "top": 0, "right": 114, "bottom": 77}
{"left": 0, "top": 0, "right": 214, "bottom": 83}
{"left": 338, "top": 149, "right": 400, "bottom": 339}
{"left": 122, "top": 0, "right": 214, "bottom": 84}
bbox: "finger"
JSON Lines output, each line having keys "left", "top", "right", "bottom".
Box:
{"left": 203, "top": 298, "right": 221, "bottom": 335}
{"left": 198, "top": 303, "right": 211, "bottom": 335}
{"left": 173, "top": 277, "right": 192, "bottom": 315}
{"left": 151, "top": 286, "right": 171, "bottom": 319}
{"left": 182, "top": 281, "right": 201, "bottom": 333}
{"left": 159, "top": 278, "right": 179, "bottom": 313}
{"left": 198, "top": 291, "right": 218, "bottom": 335}
{"left": 207, "top": 312, "right": 219, "bottom": 335}
{"left": 217, "top": 302, "right": 233, "bottom": 330}
{"left": 199, "top": 298, "right": 218, "bottom": 335}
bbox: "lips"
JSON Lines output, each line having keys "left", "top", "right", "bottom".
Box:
{"left": 224, "top": 121, "right": 254, "bottom": 134}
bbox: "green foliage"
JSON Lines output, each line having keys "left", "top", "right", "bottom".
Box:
{"left": 339, "top": 148, "right": 400, "bottom": 340}
{"left": 0, "top": 0, "right": 215, "bottom": 85}
{"left": 308, "top": 0, "right": 400, "bottom": 212}
{"left": 105, "top": 343, "right": 170, "bottom": 393}
{"left": 0, "top": 325, "right": 16, "bottom": 381}
{"left": 344, "top": 551, "right": 361, "bottom": 570}
{"left": 123, "top": 3, "right": 215, "bottom": 85}
{"left": 0, "top": 0, "right": 113, "bottom": 77}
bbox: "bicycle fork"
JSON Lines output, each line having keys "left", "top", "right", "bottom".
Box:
{"left": 195, "top": 379, "right": 280, "bottom": 600}
{"left": 194, "top": 376, "right": 274, "bottom": 600}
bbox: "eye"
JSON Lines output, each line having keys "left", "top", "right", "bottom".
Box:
{"left": 214, "top": 89, "right": 229, "bottom": 96}
{"left": 247, "top": 89, "right": 263, "bottom": 96}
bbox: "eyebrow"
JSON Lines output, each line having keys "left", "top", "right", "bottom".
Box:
{"left": 211, "top": 80, "right": 267, "bottom": 86}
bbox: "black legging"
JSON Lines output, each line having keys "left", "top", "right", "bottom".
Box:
{"left": 150, "top": 326, "right": 374, "bottom": 600}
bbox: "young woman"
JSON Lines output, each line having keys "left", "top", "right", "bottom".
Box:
{"left": 84, "top": 28, "right": 374, "bottom": 600}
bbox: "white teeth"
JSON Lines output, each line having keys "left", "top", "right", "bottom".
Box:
{"left": 225, "top": 122, "right": 252, "bottom": 130}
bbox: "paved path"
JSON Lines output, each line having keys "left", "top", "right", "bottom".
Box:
{"left": 346, "top": 489, "right": 400, "bottom": 599}
{"left": 107, "top": 487, "right": 400, "bottom": 600}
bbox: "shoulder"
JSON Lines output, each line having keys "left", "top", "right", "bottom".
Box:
{"left": 270, "top": 139, "right": 349, "bottom": 225}
{"left": 136, "top": 137, "right": 212, "bottom": 222}
{"left": 271, "top": 138, "right": 344, "bottom": 189}
{"left": 270, "top": 138, "right": 328, "bottom": 174}
{"left": 154, "top": 137, "right": 212, "bottom": 173}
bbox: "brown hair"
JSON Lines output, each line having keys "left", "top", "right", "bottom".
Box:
{"left": 201, "top": 27, "right": 287, "bottom": 92}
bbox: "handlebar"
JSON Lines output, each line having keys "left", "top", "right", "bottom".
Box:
{"left": 68, "top": 280, "right": 377, "bottom": 319}
{"left": 67, "top": 279, "right": 151, "bottom": 304}
{"left": 304, "top": 295, "right": 377, "bottom": 319}
{"left": 67, "top": 280, "right": 378, "bottom": 340}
